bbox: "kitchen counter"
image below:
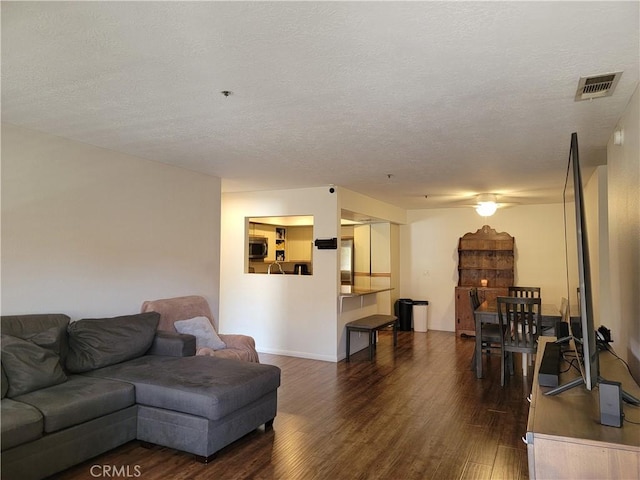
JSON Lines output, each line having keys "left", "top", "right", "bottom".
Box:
{"left": 339, "top": 286, "right": 393, "bottom": 297}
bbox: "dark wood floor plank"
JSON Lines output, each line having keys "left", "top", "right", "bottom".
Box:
{"left": 54, "top": 330, "right": 532, "bottom": 479}
{"left": 431, "top": 453, "right": 469, "bottom": 480}
{"left": 490, "top": 445, "right": 527, "bottom": 480}
{"left": 461, "top": 461, "right": 494, "bottom": 480}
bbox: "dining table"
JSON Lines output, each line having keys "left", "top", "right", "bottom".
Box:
{"left": 473, "top": 299, "right": 564, "bottom": 379}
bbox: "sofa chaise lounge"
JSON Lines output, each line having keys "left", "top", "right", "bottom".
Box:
{"left": 0, "top": 313, "right": 280, "bottom": 480}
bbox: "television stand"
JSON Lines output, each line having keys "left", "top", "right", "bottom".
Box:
{"left": 526, "top": 338, "right": 640, "bottom": 479}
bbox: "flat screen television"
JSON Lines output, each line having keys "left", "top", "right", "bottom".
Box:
{"left": 547, "top": 133, "right": 639, "bottom": 405}
{"left": 546, "top": 132, "right": 598, "bottom": 395}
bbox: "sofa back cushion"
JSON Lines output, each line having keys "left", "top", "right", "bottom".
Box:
{"left": 1, "top": 332, "right": 68, "bottom": 397}
{"left": 66, "top": 312, "right": 159, "bottom": 373}
{"left": 1, "top": 314, "right": 71, "bottom": 364}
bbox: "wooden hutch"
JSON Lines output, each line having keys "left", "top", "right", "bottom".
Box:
{"left": 455, "top": 225, "right": 514, "bottom": 336}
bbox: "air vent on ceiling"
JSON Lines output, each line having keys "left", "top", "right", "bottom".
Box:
{"left": 575, "top": 72, "right": 622, "bottom": 101}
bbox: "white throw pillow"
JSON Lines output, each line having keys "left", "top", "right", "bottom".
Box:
{"left": 174, "top": 316, "right": 227, "bottom": 351}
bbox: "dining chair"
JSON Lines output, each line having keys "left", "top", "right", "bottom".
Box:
{"left": 497, "top": 296, "right": 542, "bottom": 386}
{"left": 470, "top": 287, "right": 503, "bottom": 372}
{"left": 508, "top": 286, "right": 541, "bottom": 298}
{"left": 508, "top": 286, "right": 543, "bottom": 337}
{"left": 470, "top": 287, "right": 480, "bottom": 311}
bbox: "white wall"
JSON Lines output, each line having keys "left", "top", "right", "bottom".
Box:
{"left": 353, "top": 224, "right": 371, "bottom": 288}
{"left": 1, "top": 124, "right": 221, "bottom": 321}
{"left": 583, "top": 165, "right": 606, "bottom": 331}
{"left": 370, "top": 222, "right": 395, "bottom": 315}
{"left": 220, "top": 187, "right": 339, "bottom": 361}
{"left": 340, "top": 188, "right": 407, "bottom": 225}
{"left": 606, "top": 84, "right": 640, "bottom": 377}
{"left": 220, "top": 186, "right": 405, "bottom": 362}
{"left": 400, "top": 204, "right": 568, "bottom": 332}
{"left": 6, "top": 117, "right": 634, "bottom": 371}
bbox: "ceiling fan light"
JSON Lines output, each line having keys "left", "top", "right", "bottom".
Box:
{"left": 475, "top": 202, "right": 498, "bottom": 216}
{"left": 475, "top": 194, "right": 498, "bottom": 216}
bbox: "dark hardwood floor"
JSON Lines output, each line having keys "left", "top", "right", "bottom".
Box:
{"left": 54, "top": 330, "right": 533, "bottom": 480}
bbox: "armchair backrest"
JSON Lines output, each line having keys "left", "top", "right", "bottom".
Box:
{"left": 141, "top": 295, "right": 217, "bottom": 333}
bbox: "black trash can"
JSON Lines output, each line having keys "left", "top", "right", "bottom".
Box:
{"left": 394, "top": 298, "right": 413, "bottom": 331}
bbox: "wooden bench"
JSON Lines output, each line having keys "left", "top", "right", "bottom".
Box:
{"left": 345, "top": 314, "right": 398, "bottom": 361}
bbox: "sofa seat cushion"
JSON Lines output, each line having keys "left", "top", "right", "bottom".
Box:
{"left": 84, "top": 355, "right": 280, "bottom": 421}
{"left": 12, "top": 375, "right": 135, "bottom": 433}
{"left": 1, "top": 398, "right": 43, "bottom": 451}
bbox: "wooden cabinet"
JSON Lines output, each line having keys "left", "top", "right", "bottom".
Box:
{"left": 457, "top": 225, "right": 514, "bottom": 288}
{"left": 455, "top": 225, "right": 514, "bottom": 336}
{"left": 287, "top": 226, "right": 313, "bottom": 261}
{"left": 455, "top": 286, "right": 507, "bottom": 336}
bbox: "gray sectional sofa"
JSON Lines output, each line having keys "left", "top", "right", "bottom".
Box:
{"left": 0, "top": 313, "right": 280, "bottom": 480}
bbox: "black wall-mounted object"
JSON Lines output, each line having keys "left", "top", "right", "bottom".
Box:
{"left": 314, "top": 238, "right": 338, "bottom": 249}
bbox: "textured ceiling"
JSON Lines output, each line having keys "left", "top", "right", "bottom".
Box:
{"left": 2, "top": 2, "right": 638, "bottom": 210}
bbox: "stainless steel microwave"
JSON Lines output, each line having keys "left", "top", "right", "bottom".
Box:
{"left": 248, "top": 236, "right": 268, "bottom": 259}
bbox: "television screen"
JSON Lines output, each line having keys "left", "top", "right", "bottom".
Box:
{"left": 546, "top": 132, "right": 598, "bottom": 394}
{"left": 546, "top": 134, "right": 640, "bottom": 406}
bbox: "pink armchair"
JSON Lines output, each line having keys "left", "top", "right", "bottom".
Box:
{"left": 140, "top": 295, "right": 259, "bottom": 363}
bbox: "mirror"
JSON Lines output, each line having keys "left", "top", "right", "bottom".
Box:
{"left": 340, "top": 238, "right": 354, "bottom": 285}
{"left": 340, "top": 209, "right": 395, "bottom": 290}
{"left": 247, "top": 216, "right": 314, "bottom": 274}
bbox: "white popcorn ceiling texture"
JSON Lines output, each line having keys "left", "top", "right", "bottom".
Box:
{"left": 2, "top": 1, "right": 638, "bottom": 209}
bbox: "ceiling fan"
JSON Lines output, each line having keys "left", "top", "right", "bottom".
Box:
{"left": 421, "top": 189, "right": 551, "bottom": 214}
